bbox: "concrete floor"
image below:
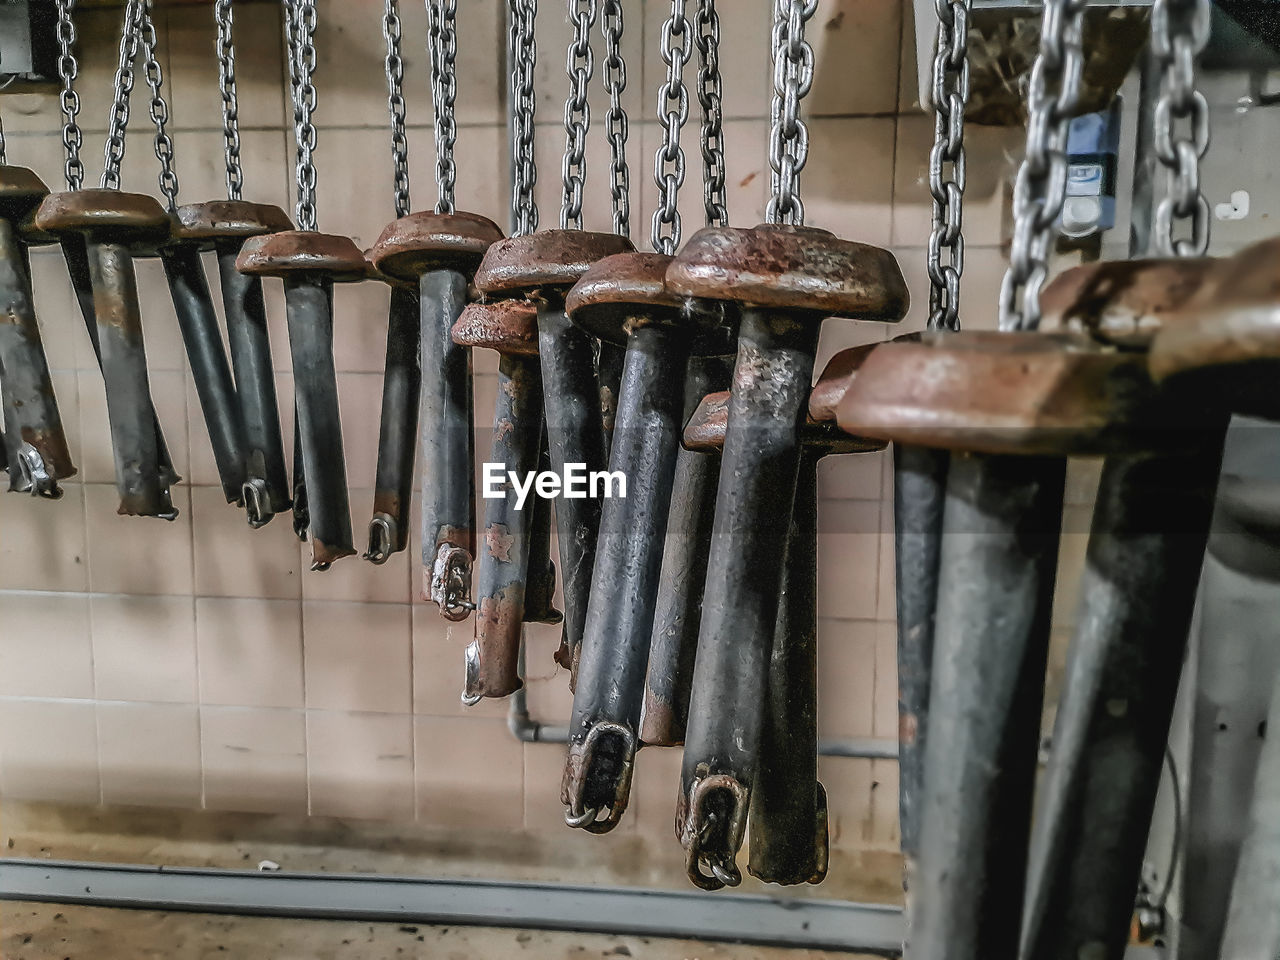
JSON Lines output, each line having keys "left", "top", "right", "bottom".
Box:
{"left": 0, "top": 902, "right": 874, "bottom": 959}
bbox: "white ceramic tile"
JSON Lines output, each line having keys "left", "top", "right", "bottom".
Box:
{"left": 85, "top": 484, "right": 194, "bottom": 596}
{"left": 27, "top": 249, "right": 81, "bottom": 373}
{"left": 415, "top": 716, "right": 523, "bottom": 830}
{"left": 807, "top": 0, "right": 905, "bottom": 117}
{"left": 196, "top": 597, "right": 304, "bottom": 709}
{"left": 800, "top": 117, "right": 897, "bottom": 246}
{"left": 302, "top": 601, "right": 412, "bottom": 713}
{"left": 413, "top": 609, "right": 506, "bottom": 720}
{"left": 201, "top": 706, "right": 308, "bottom": 816}
{"left": 307, "top": 710, "right": 415, "bottom": 820}
{"left": 191, "top": 485, "right": 302, "bottom": 601}
{"left": 0, "top": 483, "right": 89, "bottom": 593}
{"left": 816, "top": 500, "right": 881, "bottom": 621}
{"left": 816, "top": 619, "right": 878, "bottom": 740}
{"left": 0, "top": 593, "right": 93, "bottom": 699}
{"left": 300, "top": 489, "right": 411, "bottom": 603}
{"left": 92, "top": 594, "right": 198, "bottom": 704}
{"left": 98, "top": 701, "right": 202, "bottom": 808}
{"left": 0, "top": 699, "right": 99, "bottom": 804}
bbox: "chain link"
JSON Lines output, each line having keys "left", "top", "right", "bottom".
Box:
{"left": 286, "top": 0, "right": 318, "bottom": 231}
{"left": 766, "top": 0, "right": 816, "bottom": 226}
{"left": 139, "top": 2, "right": 180, "bottom": 211}
{"left": 694, "top": 0, "right": 726, "bottom": 229}
{"left": 56, "top": 0, "right": 85, "bottom": 190}
{"left": 600, "top": 0, "right": 629, "bottom": 238}
{"left": 997, "top": 0, "right": 1087, "bottom": 331}
{"left": 651, "top": 0, "right": 691, "bottom": 255}
{"left": 0, "top": 113, "right": 6, "bottom": 167}
{"left": 381, "top": 0, "right": 410, "bottom": 217}
{"left": 926, "top": 0, "right": 970, "bottom": 331}
{"left": 509, "top": 0, "right": 538, "bottom": 237}
{"left": 1151, "top": 0, "right": 1211, "bottom": 257}
{"left": 215, "top": 0, "right": 243, "bottom": 201}
{"left": 101, "top": 0, "right": 146, "bottom": 191}
{"left": 428, "top": 0, "right": 459, "bottom": 216}
{"left": 561, "top": 0, "right": 597, "bottom": 230}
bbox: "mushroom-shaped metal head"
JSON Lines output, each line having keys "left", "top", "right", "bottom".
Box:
{"left": 34, "top": 188, "right": 172, "bottom": 247}
{"left": 837, "top": 330, "right": 1212, "bottom": 457}
{"left": 473, "top": 229, "right": 635, "bottom": 299}
{"left": 1148, "top": 237, "right": 1280, "bottom": 418}
{"left": 174, "top": 200, "right": 294, "bottom": 249}
{"left": 808, "top": 342, "right": 882, "bottom": 423}
{"left": 666, "top": 223, "right": 910, "bottom": 322}
{"left": 685, "top": 388, "right": 883, "bottom": 455}
{"left": 236, "top": 229, "right": 370, "bottom": 282}
{"left": 451, "top": 300, "right": 540, "bottom": 356}
{"left": 0, "top": 166, "right": 50, "bottom": 223}
{"left": 1040, "top": 256, "right": 1216, "bottom": 349}
{"left": 369, "top": 210, "right": 504, "bottom": 283}
{"left": 566, "top": 251, "right": 738, "bottom": 354}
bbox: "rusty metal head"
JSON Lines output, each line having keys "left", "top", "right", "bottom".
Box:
{"left": 1040, "top": 256, "right": 1216, "bottom": 348}
{"left": 0, "top": 166, "right": 50, "bottom": 223}
{"left": 808, "top": 343, "right": 880, "bottom": 423}
{"left": 17, "top": 209, "right": 58, "bottom": 247}
{"left": 369, "top": 210, "right": 504, "bottom": 283}
{"left": 836, "top": 330, "right": 1220, "bottom": 457}
{"left": 1148, "top": 237, "right": 1280, "bottom": 418}
{"left": 235, "top": 229, "right": 370, "bottom": 282}
{"left": 451, "top": 300, "right": 539, "bottom": 356}
{"left": 685, "top": 388, "right": 882, "bottom": 455}
{"left": 33, "top": 188, "right": 172, "bottom": 248}
{"left": 173, "top": 200, "right": 294, "bottom": 250}
{"left": 566, "top": 251, "right": 737, "bottom": 355}
{"left": 473, "top": 229, "right": 635, "bottom": 299}
{"left": 666, "top": 223, "right": 910, "bottom": 322}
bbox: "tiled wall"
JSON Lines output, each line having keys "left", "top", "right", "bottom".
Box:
{"left": 0, "top": 0, "right": 1101, "bottom": 889}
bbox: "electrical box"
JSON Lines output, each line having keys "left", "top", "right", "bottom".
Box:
{"left": 0, "top": 0, "right": 60, "bottom": 92}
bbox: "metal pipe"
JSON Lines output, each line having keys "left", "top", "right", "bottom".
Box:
{"left": 598, "top": 339, "right": 625, "bottom": 457}
{"left": 525, "top": 437, "right": 564, "bottom": 629}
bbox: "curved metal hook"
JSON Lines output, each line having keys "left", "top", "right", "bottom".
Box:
{"left": 242, "top": 477, "right": 271, "bottom": 528}
{"left": 364, "top": 515, "right": 395, "bottom": 565}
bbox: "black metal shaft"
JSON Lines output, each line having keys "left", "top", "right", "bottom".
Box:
{"left": 641, "top": 355, "right": 732, "bottom": 746}
{"left": 283, "top": 275, "right": 353, "bottom": 568}
{"left": 366, "top": 284, "right": 422, "bottom": 563}
{"left": 88, "top": 240, "right": 177, "bottom": 519}
{"left": 291, "top": 404, "right": 308, "bottom": 541}
{"left": 565, "top": 323, "right": 689, "bottom": 832}
{"left": 215, "top": 239, "right": 290, "bottom": 524}
{"left": 910, "top": 451, "right": 1066, "bottom": 960}
{"left": 1020, "top": 435, "right": 1225, "bottom": 960}
{"left": 526, "top": 435, "right": 563, "bottom": 628}
{"left": 464, "top": 353, "right": 544, "bottom": 702}
{"left": 598, "top": 339, "right": 625, "bottom": 458}
{"left": 678, "top": 306, "right": 819, "bottom": 890}
{"left": 0, "top": 218, "right": 74, "bottom": 495}
{"left": 892, "top": 442, "right": 950, "bottom": 903}
{"left": 60, "top": 234, "right": 177, "bottom": 485}
{"left": 748, "top": 449, "right": 826, "bottom": 886}
{"left": 536, "top": 303, "right": 608, "bottom": 681}
{"left": 162, "top": 244, "right": 248, "bottom": 505}
{"left": 419, "top": 269, "right": 474, "bottom": 614}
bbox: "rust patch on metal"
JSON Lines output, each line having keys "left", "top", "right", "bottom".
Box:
{"left": 451, "top": 301, "right": 540, "bottom": 355}
{"left": 685, "top": 388, "right": 882, "bottom": 454}
{"left": 370, "top": 210, "right": 504, "bottom": 282}
{"left": 474, "top": 229, "right": 635, "bottom": 298}
{"left": 899, "top": 711, "right": 919, "bottom": 747}
{"left": 235, "top": 229, "right": 368, "bottom": 282}
{"left": 311, "top": 537, "right": 358, "bottom": 567}
{"left": 472, "top": 586, "right": 525, "bottom": 698}
{"left": 808, "top": 343, "right": 880, "bottom": 422}
{"left": 484, "top": 522, "right": 515, "bottom": 562}
{"left": 371, "top": 488, "right": 401, "bottom": 521}
{"left": 640, "top": 689, "right": 683, "bottom": 747}
{"left": 19, "top": 426, "right": 76, "bottom": 482}
{"left": 34, "top": 189, "right": 172, "bottom": 247}
{"left": 174, "top": 200, "right": 293, "bottom": 247}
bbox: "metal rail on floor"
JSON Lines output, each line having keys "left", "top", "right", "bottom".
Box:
{"left": 0, "top": 858, "right": 906, "bottom": 955}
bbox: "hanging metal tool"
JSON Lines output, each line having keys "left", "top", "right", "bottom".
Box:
{"left": 0, "top": 163, "right": 76, "bottom": 497}
{"left": 639, "top": 0, "right": 734, "bottom": 750}
{"left": 669, "top": 0, "right": 908, "bottom": 890}
{"left": 34, "top": 0, "right": 178, "bottom": 519}
{"left": 176, "top": 0, "right": 293, "bottom": 527}
{"left": 473, "top": 0, "right": 633, "bottom": 694}
{"left": 239, "top": 0, "right": 366, "bottom": 569}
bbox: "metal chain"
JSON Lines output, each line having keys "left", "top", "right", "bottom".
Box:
{"left": 926, "top": 0, "right": 970, "bottom": 331}
{"left": 215, "top": 0, "right": 244, "bottom": 201}
{"left": 600, "top": 0, "right": 629, "bottom": 238}
{"left": 56, "top": 0, "right": 85, "bottom": 190}
{"left": 1151, "top": 0, "right": 1211, "bottom": 257}
{"left": 694, "top": 0, "right": 726, "bottom": 229}
{"left": 997, "top": 0, "right": 1087, "bottom": 331}
{"left": 0, "top": 113, "right": 6, "bottom": 167}
{"left": 381, "top": 0, "right": 410, "bottom": 217}
{"left": 651, "top": 0, "right": 691, "bottom": 255}
{"left": 101, "top": 0, "right": 146, "bottom": 191}
{"left": 561, "top": 0, "right": 597, "bottom": 230}
{"left": 427, "top": 0, "right": 459, "bottom": 216}
{"left": 287, "top": 0, "right": 318, "bottom": 231}
{"left": 139, "top": 2, "right": 180, "bottom": 211}
{"left": 766, "top": 0, "right": 817, "bottom": 226}
{"left": 510, "top": 0, "right": 538, "bottom": 237}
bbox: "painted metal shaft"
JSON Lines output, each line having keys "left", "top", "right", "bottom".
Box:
{"left": 678, "top": 306, "right": 819, "bottom": 890}
{"left": 565, "top": 323, "right": 689, "bottom": 831}
{"left": 598, "top": 339, "right": 625, "bottom": 457}
{"left": 1021, "top": 436, "right": 1225, "bottom": 960}
{"left": 88, "top": 240, "right": 177, "bottom": 519}
{"left": 910, "top": 452, "right": 1065, "bottom": 960}
{"left": 419, "top": 270, "right": 473, "bottom": 604}
{"left": 216, "top": 239, "right": 290, "bottom": 524}
{"left": 748, "top": 449, "right": 826, "bottom": 886}
{"left": 366, "top": 285, "right": 422, "bottom": 562}
{"left": 283, "top": 275, "right": 353, "bottom": 568}
{"left": 536, "top": 303, "right": 608, "bottom": 680}
{"left": 0, "top": 218, "right": 75, "bottom": 494}
{"left": 464, "top": 353, "right": 544, "bottom": 702}
{"left": 162, "top": 244, "right": 248, "bottom": 504}
{"left": 641, "top": 355, "right": 732, "bottom": 746}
